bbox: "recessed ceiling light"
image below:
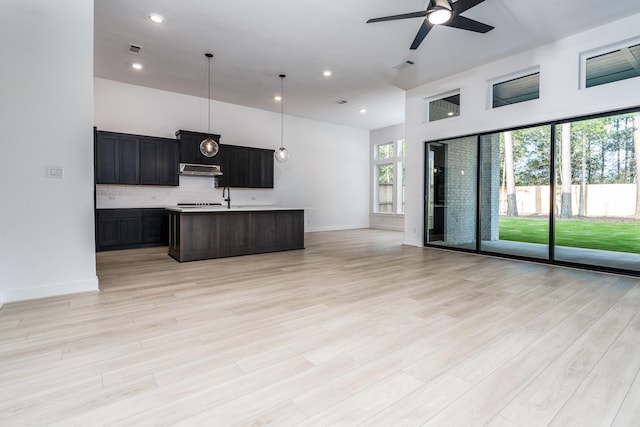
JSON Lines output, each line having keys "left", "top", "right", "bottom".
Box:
{"left": 149, "top": 13, "right": 165, "bottom": 24}
{"left": 274, "top": 95, "right": 282, "bottom": 101}
{"left": 323, "top": 70, "right": 332, "bottom": 77}
{"left": 447, "top": 111, "right": 454, "bottom": 116}
{"left": 132, "top": 63, "right": 143, "bottom": 70}
{"left": 359, "top": 108, "right": 367, "bottom": 114}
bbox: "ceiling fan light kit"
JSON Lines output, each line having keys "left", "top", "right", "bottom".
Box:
{"left": 428, "top": 0, "right": 453, "bottom": 25}
{"left": 367, "top": 0, "right": 494, "bottom": 50}
{"left": 428, "top": 8, "right": 452, "bottom": 25}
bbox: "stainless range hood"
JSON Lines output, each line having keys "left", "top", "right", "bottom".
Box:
{"left": 179, "top": 163, "right": 223, "bottom": 177}
{"left": 176, "top": 130, "right": 223, "bottom": 177}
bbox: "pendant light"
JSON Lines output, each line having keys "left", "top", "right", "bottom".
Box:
{"left": 275, "top": 74, "right": 290, "bottom": 163}
{"left": 200, "top": 52, "right": 219, "bottom": 158}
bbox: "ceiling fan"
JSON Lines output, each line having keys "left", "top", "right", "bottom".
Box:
{"left": 367, "top": 0, "right": 494, "bottom": 50}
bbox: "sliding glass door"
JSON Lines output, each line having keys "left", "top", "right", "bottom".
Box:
{"left": 479, "top": 126, "right": 552, "bottom": 259}
{"left": 425, "top": 137, "right": 477, "bottom": 250}
{"left": 554, "top": 113, "right": 640, "bottom": 270}
{"left": 424, "top": 109, "right": 639, "bottom": 275}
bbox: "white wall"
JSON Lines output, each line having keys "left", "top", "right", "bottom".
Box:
{"left": 0, "top": 0, "right": 98, "bottom": 303}
{"left": 403, "top": 13, "right": 640, "bottom": 247}
{"left": 370, "top": 124, "right": 405, "bottom": 231}
{"left": 94, "top": 78, "right": 370, "bottom": 232}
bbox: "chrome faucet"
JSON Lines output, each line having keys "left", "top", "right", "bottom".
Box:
{"left": 222, "top": 186, "right": 231, "bottom": 209}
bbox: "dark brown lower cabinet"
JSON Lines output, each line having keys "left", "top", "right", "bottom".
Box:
{"left": 250, "top": 211, "right": 278, "bottom": 254}
{"left": 216, "top": 213, "right": 252, "bottom": 257}
{"left": 96, "top": 208, "right": 168, "bottom": 251}
{"left": 251, "top": 210, "right": 304, "bottom": 253}
{"left": 168, "top": 209, "right": 304, "bottom": 262}
{"left": 142, "top": 209, "right": 169, "bottom": 245}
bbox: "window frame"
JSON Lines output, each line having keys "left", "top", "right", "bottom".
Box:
{"left": 487, "top": 66, "right": 541, "bottom": 109}
{"left": 397, "top": 140, "right": 406, "bottom": 214}
{"left": 579, "top": 37, "right": 640, "bottom": 90}
{"left": 425, "top": 89, "right": 461, "bottom": 123}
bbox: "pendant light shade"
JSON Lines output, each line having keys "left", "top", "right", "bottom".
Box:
{"left": 275, "top": 74, "right": 290, "bottom": 163}
{"left": 200, "top": 53, "right": 219, "bottom": 158}
{"left": 200, "top": 137, "right": 218, "bottom": 157}
{"left": 275, "top": 146, "right": 290, "bottom": 162}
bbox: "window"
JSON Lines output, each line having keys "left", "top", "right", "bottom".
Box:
{"left": 376, "top": 142, "right": 394, "bottom": 160}
{"left": 428, "top": 91, "right": 461, "bottom": 122}
{"left": 373, "top": 140, "right": 405, "bottom": 214}
{"left": 376, "top": 164, "right": 394, "bottom": 213}
{"left": 583, "top": 41, "right": 640, "bottom": 88}
{"left": 490, "top": 68, "right": 540, "bottom": 108}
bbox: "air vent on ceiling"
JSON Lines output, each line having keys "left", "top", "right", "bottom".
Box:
{"left": 335, "top": 100, "right": 348, "bottom": 105}
{"left": 128, "top": 43, "right": 142, "bottom": 54}
{"left": 392, "top": 60, "right": 414, "bottom": 70}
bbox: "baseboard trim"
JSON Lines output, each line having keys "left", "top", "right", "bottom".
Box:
{"left": 403, "top": 236, "right": 421, "bottom": 247}
{"left": 305, "top": 224, "right": 369, "bottom": 233}
{"left": 370, "top": 224, "right": 404, "bottom": 232}
{"left": 1, "top": 277, "right": 99, "bottom": 303}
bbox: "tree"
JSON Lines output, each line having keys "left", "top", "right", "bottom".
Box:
{"left": 511, "top": 126, "right": 550, "bottom": 186}
{"left": 578, "top": 134, "right": 587, "bottom": 217}
{"left": 504, "top": 131, "right": 518, "bottom": 216}
{"left": 635, "top": 114, "right": 640, "bottom": 217}
{"left": 559, "top": 123, "right": 572, "bottom": 218}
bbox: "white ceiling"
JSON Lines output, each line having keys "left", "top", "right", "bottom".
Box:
{"left": 94, "top": 0, "right": 640, "bottom": 130}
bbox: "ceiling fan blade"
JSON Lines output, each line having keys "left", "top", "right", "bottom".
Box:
{"left": 442, "top": 14, "right": 494, "bottom": 33}
{"left": 451, "top": 0, "right": 487, "bottom": 14}
{"left": 367, "top": 11, "right": 427, "bottom": 23}
{"left": 410, "top": 19, "right": 434, "bottom": 50}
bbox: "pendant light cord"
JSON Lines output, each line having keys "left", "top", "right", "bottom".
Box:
{"left": 280, "top": 75, "right": 284, "bottom": 149}
{"left": 207, "top": 55, "right": 211, "bottom": 134}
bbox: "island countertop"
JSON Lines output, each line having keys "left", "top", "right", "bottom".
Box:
{"left": 165, "top": 205, "right": 310, "bottom": 213}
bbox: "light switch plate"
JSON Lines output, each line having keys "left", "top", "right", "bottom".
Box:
{"left": 46, "top": 166, "right": 64, "bottom": 179}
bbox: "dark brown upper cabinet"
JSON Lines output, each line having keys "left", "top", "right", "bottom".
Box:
{"left": 95, "top": 130, "right": 179, "bottom": 186}
{"left": 217, "top": 144, "right": 274, "bottom": 188}
{"left": 95, "top": 131, "right": 140, "bottom": 185}
{"left": 217, "top": 145, "right": 249, "bottom": 188}
{"left": 140, "top": 137, "right": 179, "bottom": 186}
{"left": 249, "top": 148, "right": 274, "bottom": 188}
{"left": 175, "top": 129, "right": 221, "bottom": 165}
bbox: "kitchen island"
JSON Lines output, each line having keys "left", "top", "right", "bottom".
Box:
{"left": 166, "top": 206, "right": 304, "bottom": 262}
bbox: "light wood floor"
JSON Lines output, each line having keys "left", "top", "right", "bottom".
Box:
{"left": 2, "top": 229, "right": 640, "bottom": 426}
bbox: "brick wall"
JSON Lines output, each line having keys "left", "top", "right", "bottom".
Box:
{"left": 481, "top": 134, "right": 500, "bottom": 241}
{"left": 443, "top": 136, "right": 478, "bottom": 245}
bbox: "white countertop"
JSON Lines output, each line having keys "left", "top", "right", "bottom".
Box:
{"left": 165, "top": 205, "right": 309, "bottom": 213}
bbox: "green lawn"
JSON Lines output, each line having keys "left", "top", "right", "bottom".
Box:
{"left": 499, "top": 217, "right": 640, "bottom": 254}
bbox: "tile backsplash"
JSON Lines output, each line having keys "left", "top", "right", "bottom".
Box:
{"left": 96, "top": 176, "right": 274, "bottom": 208}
